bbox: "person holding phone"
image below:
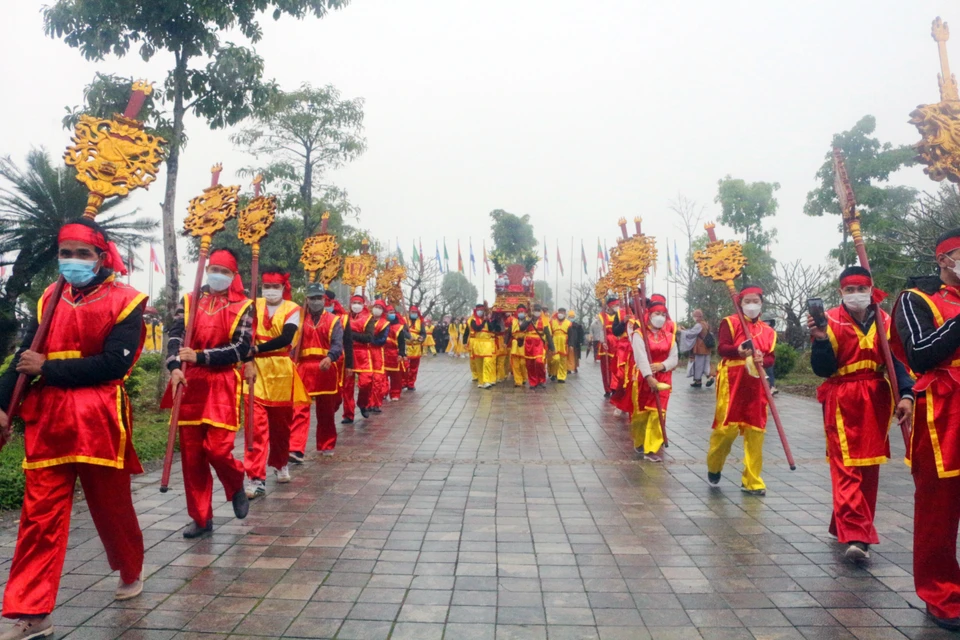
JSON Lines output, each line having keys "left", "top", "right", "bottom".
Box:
{"left": 808, "top": 266, "right": 913, "bottom": 563}
{"left": 706, "top": 284, "right": 776, "bottom": 496}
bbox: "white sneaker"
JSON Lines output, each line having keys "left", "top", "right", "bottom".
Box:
{"left": 245, "top": 479, "right": 266, "bottom": 499}
{"left": 275, "top": 465, "right": 291, "bottom": 484}
{"left": 321, "top": 450, "right": 335, "bottom": 457}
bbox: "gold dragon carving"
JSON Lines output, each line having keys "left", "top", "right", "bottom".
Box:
{"left": 342, "top": 239, "right": 377, "bottom": 289}
{"left": 693, "top": 225, "right": 748, "bottom": 284}
{"left": 183, "top": 165, "right": 240, "bottom": 241}
{"left": 300, "top": 235, "right": 342, "bottom": 286}
{"left": 237, "top": 176, "right": 277, "bottom": 247}
{"left": 375, "top": 260, "right": 406, "bottom": 306}
{"left": 911, "top": 17, "right": 960, "bottom": 183}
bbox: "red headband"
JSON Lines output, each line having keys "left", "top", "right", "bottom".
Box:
{"left": 740, "top": 286, "right": 763, "bottom": 297}
{"left": 58, "top": 223, "right": 127, "bottom": 275}
{"left": 350, "top": 295, "right": 365, "bottom": 304}
{"left": 373, "top": 299, "right": 386, "bottom": 309}
{"left": 208, "top": 250, "right": 244, "bottom": 298}
{"left": 647, "top": 301, "right": 667, "bottom": 312}
{"left": 937, "top": 236, "right": 960, "bottom": 257}
{"left": 839, "top": 274, "right": 872, "bottom": 288}
{"left": 410, "top": 305, "right": 420, "bottom": 313}
{"left": 650, "top": 294, "right": 667, "bottom": 305}
{"left": 261, "top": 272, "right": 292, "bottom": 300}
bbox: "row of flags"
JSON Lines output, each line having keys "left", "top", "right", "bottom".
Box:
{"left": 398, "top": 238, "right": 493, "bottom": 276}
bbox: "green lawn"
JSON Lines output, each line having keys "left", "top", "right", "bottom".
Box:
{"left": 777, "top": 355, "right": 821, "bottom": 400}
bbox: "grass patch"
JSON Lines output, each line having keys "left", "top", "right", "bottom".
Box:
{"left": 776, "top": 355, "right": 821, "bottom": 400}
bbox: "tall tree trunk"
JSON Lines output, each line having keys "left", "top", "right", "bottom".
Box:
{"left": 161, "top": 51, "right": 188, "bottom": 324}
{"left": 302, "top": 148, "right": 312, "bottom": 232}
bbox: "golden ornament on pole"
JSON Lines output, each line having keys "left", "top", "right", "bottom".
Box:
{"left": 608, "top": 217, "right": 657, "bottom": 292}
{"left": 692, "top": 225, "right": 748, "bottom": 288}
{"left": 300, "top": 212, "right": 343, "bottom": 286}
{"left": 910, "top": 16, "right": 960, "bottom": 183}
{"left": 237, "top": 175, "right": 277, "bottom": 247}
{"left": 342, "top": 238, "right": 377, "bottom": 291}
{"left": 375, "top": 258, "right": 406, "bottom": 307}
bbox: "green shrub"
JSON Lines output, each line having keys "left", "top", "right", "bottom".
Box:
{"left": 0, "top": 437, "right": 26, "bottom": 511}
{"left": 0, "top": 354, "right": 13, "bottom": 376}
{"left": 773, "top": 343, "right": 799, "bottom": 379}
{"left": 137, "top": 352, "right": 163, "bottom": 372}
{"left": 125, "top": 365, "right": 145, "bottom": 399}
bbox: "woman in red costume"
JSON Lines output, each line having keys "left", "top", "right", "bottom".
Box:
{"left": 628, "top": 294, "right": 678, "bottom": 462}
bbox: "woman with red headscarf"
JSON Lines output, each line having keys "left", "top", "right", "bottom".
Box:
{"left": 0, "top": 220, "right": 148, "bottom": 635}
{"left": 163, "top": 248, "right": 252, "bottom": 538}
{"left": 241, "top": 267, "right": 308, "bottom": 500}
{"left": 628, "top": 295, "right": 678, "bottom": 462}
{"left": 706, "top": 284, "right": 776, "bottom": 496}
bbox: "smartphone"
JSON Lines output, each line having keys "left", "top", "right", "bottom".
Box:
{"left": 807, "top": 297, "right": 828, "bottom": 328}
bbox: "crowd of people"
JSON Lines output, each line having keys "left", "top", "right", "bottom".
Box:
{"left": 8, "top": 220, "right": 960, "bottom": 633}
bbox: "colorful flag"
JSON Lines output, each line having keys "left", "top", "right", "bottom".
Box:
{"left": 665, "top": 239, "right": 673, "bottom": 277}
{"left": 596, "top": 238, "right": 605, "bottom": 275}
{"left": 412, "top": 241, "right": 419, "bottom": 267}
{"left": 419, "top": 239, "right": 425, "bottom": 270}
{"left": 397, "top": 238, "right": 405, "bottom": 266}
{"left": 603, "top": 245, "right": 610, "bottom": 268}
{"left": 674, "top": 239, "right": 681, "bottom": 274}
{"left": 483, "top": 240, "right": 491, "bottom": 274}
{"left": 435, "top": 241, "right": 443, "bottom": 272}
{"left": 443, "top": 239, "right": 450, "bottom": 271}
{"left": 543, "top": 237, "right": 549, "bottom": 276}
{"left": 469, "top": 239, "right": 476, "bottom": 275}
{"left": 457, "top": 240, "right": 464, "bottom": 273}
{"left": 581, "top": 240, "right": 588, "bottom": 275}
{"left": 150, "top": 244, "right": 164, "bottom": 274}
{"left": 556, "top": 243, "right": 564, "bottom": 277}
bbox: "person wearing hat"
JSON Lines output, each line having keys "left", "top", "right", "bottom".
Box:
{"left": 343, "top": 294, "right": 377, "bottom": 421}
{"left": 241, "top": 267, "right": 308, "bottom": 499}
{"left": 384, "top": 305, "right": 409, "bottom": 400}
{"left": 508, "top": 305, "right": 529, "bottom": 387}
{"left": 463, "top": 302, "right": 501, "bottom": 388}
{"left": 628, "top": 295, "right": 678, "bottom": 462}
{"left": 598, "top": 294, "right": 625, "bottom": 397}
{"left": 368, "top": 300, "right": 391, "bottom": 412}
{"left": 290, "top": 283, "right": 345, "bottom": 459}
{"left": 162, "top": 247, "right": 252, "bottom": 537}
{"left": 809, "top": 266, "right": 914, "bottom": 563}
{"left": 521, "top": 304, "right": 554, "bottom": 389}
{"left": 0, "top": 220, "right": 149, "bottom": 637}
{"left": 403, "top": 305, "right": 427, "bottom": 390}
{"left": 550, "top": 308, "right": 573, "bottom": 383}
{"left": 706, "top": 284, "right": 776, "bottom": 496}
{"left": 567, "top": 309, "right": 583, "bottom": 375}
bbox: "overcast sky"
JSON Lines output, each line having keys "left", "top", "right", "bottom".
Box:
{"left": 1, "top": 0, "right": 956, "bottom": 310}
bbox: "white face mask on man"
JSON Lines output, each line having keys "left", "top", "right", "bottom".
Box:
{"left": 842, "top": 292, "right": 872, "bottom": 312}
{"left": 263, "top": 289, "right": 283, "bottom": 304}
{"left": 372, "top": 307, "right": 383, "bottom": 317}
{"left": 742, "top": 303, "right": 762, "bottom": 319}
{"left": 351, "top": 303, "right": 363, "bottom": 314}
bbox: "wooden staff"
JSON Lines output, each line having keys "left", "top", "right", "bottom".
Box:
{"left": 620, "top": 219, "right": 668, "bottom": 448}
{"left": 2, "top": 83, "right": 164, "bottom": 447}
{"left": 833, "top": 148, "right": 911, "bottom": 450}
{"left": 160, "top": 166, "right": 239, "bottom": 492}
{"left": 704, "top": 224, "right": 796, "bottom": 470}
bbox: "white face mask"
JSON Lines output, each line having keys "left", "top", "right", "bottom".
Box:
{"left": 263, "top": 289, "right": 282, "bottom": 304}
{"left": 372, "top": 307, "right": 383, "bottom": 317}
{"left": 609, "top": 305, "right": 619, "bottom": 314}
{"left": 843, "top": 292, "right": 871, "bottom": 312}
{"left": 950, "top": 258, "right": 960, "bottom": 280}
{"left": 557, "top": 313, "right": 566, "bottom": 320}
{"left": 742, "top": 303, "right": 762, "bottom": 319}
{"left": 650, "top": 315, "right": 666, "bottom": 329}
{"left": 476, "top": 310, "right": 485, "bottom": 318}
{"left": 351, "top": 303, "right": 363, "bottom": 314}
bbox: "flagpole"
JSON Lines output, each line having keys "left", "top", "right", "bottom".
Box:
{"left": 482, "top": 240, "right": 486, "bottom": 303}
{"left": 554, "top": 238, "right": 559, "bottom": 309}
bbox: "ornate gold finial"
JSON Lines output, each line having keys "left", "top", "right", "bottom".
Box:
{"left": 608, "top": 219, "right": 657, "bottom": 292}
{"left": 183, "top": 167, "right": 240, "bottom": 245}
{"left": 694, "top": 224, "right": 747, "bottom": 285}
{"left": 634, "top": 216, "right": 642, "bottom": 223}
{"left": 911, "top": 17, "right": 960, "bottom": 183}
{"left": 375, "top": 260, "right": 407, "bottom": 306}
{"left": 300, "top": 234, "right": 343, "bottom": 286}
{"left": 252, "top": 174, "right": 263, "bottom": 186}
{"left": 131, "top": 80, "right": 153, "bottom": 96}
{"left": 934, "top": 17, "right": 960, "bottom": 102}
{"left": 617, "top": 217, "right": 627, "bottom": 226}
{"left": 321, "top": 211, "right": 330, "bottom": 220}
{"left": 237, "top": 190, "right": 277, "bottom": 247}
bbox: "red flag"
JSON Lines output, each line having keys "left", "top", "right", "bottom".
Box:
{"left": 556, "top": 244, "right": 564, "bottom": 276}
{"left": 419, "top": 239, "right": 425, "bottom": 270}
{"left": 483, "top": 240, "right": 491, "bottom": 274}
{"left": 150, "top": 244, "right": 164, "bottom": 274}
{"left": 457, "top": 240, "right": 464, "bottom": 273}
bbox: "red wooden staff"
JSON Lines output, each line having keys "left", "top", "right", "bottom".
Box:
{"left": 833, "top": 148, "right": 911, "bottom": 450}
{"left": 703, "top": 224, "right": 796, "bottom": 470}
{"left": 160, "top": 165, "right": 240, "bottom": 492}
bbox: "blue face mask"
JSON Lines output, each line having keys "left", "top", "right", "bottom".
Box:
{"left": 410, "top": 313, "right": 418, "bottom": 320}
{"left": 59, "top": 258, "right": 98, "bottom": 287}
{"left": 207, "top": 272, "right": 233, "bottom": 292}
{"left": 518, "top": 312, "right": 526, "bottom": 320}
{"left": 388, "top": 313, "right": 397, "bottom": 321}
{"left": 325, "top": 306, "right": 334, "bottom": 314}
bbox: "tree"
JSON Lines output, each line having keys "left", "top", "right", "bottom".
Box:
{"left": 768, "top": 259, "right": 834, "bottom": 349}
{"left": 715, "top": 176, "right": 780, "bottom": 248}
{"left": 669, "top": 194, "right": 705, "bottom": 321}
{"left": 570, "top": 281, "right": 600, "bottom": 325}
{"left": 534, "top": 280, "right": 554, "bottom": 309}
{"left": 233, "top": 84, "right": 366, "bottom": 233}
{"left": 437, "top": 272, "right": 477, "bottom": 319}
{"left": 0, "top": 149, "right": 157, "bottom": 356}
{"left": 404, "top": 256, "right": 442, "bottom": 318}
{"left": 489, "top": 209, "right": 538, "bottom": 271}
{"left": 45, "top": 0, "right": 350, "bottom": 321}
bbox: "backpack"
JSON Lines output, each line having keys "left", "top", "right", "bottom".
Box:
{"left": 703, "top": 332, "right": 717, "bottom": 349}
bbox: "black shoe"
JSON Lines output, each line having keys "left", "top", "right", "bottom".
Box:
{"left": 707, "top": 471, "right": 721, "bottom": 486}
{"left": 550, "top": 376, "right": 557, "bottom": 382}
{"left": 408, "top": 387, "right": 416, "bottom": 391}
{"left": 603, "top": 392, "right": 612, "bottom": 398}
{"left": 705, "top": 377, "right": 716, "bottom": 388}
{"left": 360, "top": 407, "right": 370, "bottom": 419}
{"left": 370, "top": 407, "right": 382, "bottom": 413}
{"left": 844, "top": 542, "right": 870, "bottom": 561}
{"left": 232, "top": 489, "right": 250, "bottom": 519}
{"left": 740, "top": 485, "right": 766, "bottom": 496}
{"left": 557, "top": 380, "right": 565, "bottom": 384}
{"left": 288, "top": 451, "right": 305, "bottom": 465}
{"left": 183, "top": 520, "right": 213, "bottom": 539}
{"left": 341, "top": 418, "right": 354, "bottom": 424}
{"left": 928, "top": 608, "right": 960, "bottom": 631}
{"left": 691, "top": 381, "right": 702, "bottom": 388}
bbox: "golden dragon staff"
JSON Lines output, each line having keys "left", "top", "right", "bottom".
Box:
{"left": 694, "top": 224, "right": 796, "bottom": 470}
{"left": 160, "top": 165, "right": 241, "bottom": 493}
{"left": 293, "top": 213, "right": 342, "bottom": 363}
{"left": 2, "top": 81, "right": 165, "bottom": 447}
{"left": 237, "top": 175, "right": 277, "bottom": 453}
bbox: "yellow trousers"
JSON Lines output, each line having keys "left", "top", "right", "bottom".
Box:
{"left": 706, "top": 425, "right": 765, "bottom": 491}
{"left": 470, "top": 356, "right": 481, "bottom": 380}
{"left": 512, "top": 355, "right": 528, "bottom": 386}
{"left": 555, "top": 352, "right": 567, "bottom": 381}
{"left": 548, "top": 353, "right": 559, "bottom": 378}
{"left": 475, "top": 356, "right": 497, "bottom": 386}
{"left": 567, "top": 349, "right": 577, "bottom": 372}
{"left": 630, "top": 410, "right": 664, "bottom": 455}
{"left": 497, "top": 355, "right": 508, "bottom": 381}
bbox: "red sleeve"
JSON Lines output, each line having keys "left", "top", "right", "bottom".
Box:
{"left": 717, "top": 319, "right": 740, "bottom": 359}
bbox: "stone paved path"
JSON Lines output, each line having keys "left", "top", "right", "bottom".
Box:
{"left": 0, "top": 357, "right": 951, "bottom": 639}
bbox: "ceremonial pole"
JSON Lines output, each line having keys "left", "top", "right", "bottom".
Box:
{"left": 160, "top": 165, "right": 241, "bottom": 492}
{"left": 696, "top": 224, "right": 796, "bottom": 470}
{"left": 3, "top": 81, "right": 165, "bottom": 448}
{"left": 568, "top": 237, "right": 574, "bottom": 308}
{"left": 294, "top": 213, "right": 341, "bottom": 362}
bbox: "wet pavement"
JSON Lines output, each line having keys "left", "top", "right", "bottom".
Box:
{"left": 0, "top": 356, "right": 949, "bottom": 639}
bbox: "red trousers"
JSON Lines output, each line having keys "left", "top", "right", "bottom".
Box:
{"left": 342, "top": 372, "right": 374, "bottom": 419}
{"left": 243, "top": 403, "right": 292, "bottom": 480}
{"left": 600, "top": 354, "right": 612, "bottom": 394}
{"left": 827, "top": 455, "right": 880, "bottom": 545}
{"left": 371, "top": 372, "right": 386, "bottom": 408}
{"left": 388, "top": 370, "right": 404, "bottom": 399}
{"left": 3, "top": 464, "right": 143, "bottom": 618}
{"left": 913, "top": 396, "right": 960, "bottom": 618}
{"left": 290, "top": 394, "right": 339, "bottom": 452}
{"left": 179, "top": 425, "right": 245, "bottom": 527}
{"left": 403, "top": 357, "right": 421, "bottom": 388}
{"left": 526, "top": 358, "right": 546, "bottom": 388}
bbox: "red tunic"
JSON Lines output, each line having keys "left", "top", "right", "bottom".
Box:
{"left": 523, "top": 316, "right": 549, "bottom": 362}
{"left": 370, "top": 317, "right": 390, "bottom": 374}
{"left": 599, "top": 310, "right": 621, "bottom": 358}
{"left": 384, "top": 323, "right": 404, "bottom": 372}
{"left": 168, "top": 291, "right": 252, "bottom": 431}
{"left": 635, "top": 320, "right": 677, "bottom": 414}
{"left": 350, "top": 311, "right": 374, "bottom": 372}
{"left": 20, "top": 277, "right": 147, "bottom": 472}
{"left": 711, "top": 315, "right": 777, "bottom": 432}
{"left": 816, "top": 306, "right": 893, "bottom": 466}
{"left": 297, "top": 310, "right": 340, "bottom": 396}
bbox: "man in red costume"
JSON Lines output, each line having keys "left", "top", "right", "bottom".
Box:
{"left": 290, "top": 283, "right": 345, "bottom": 458}
{"left": 403, "top": 305, "right": 427, "bottom": 390}
{"left": 706, "top": 284, "right": 776, "bottom": 496}
{"left": 368, "top": 300, "right": 390, "bottom": 413}
{"left": 384, "top": 305, "right": 409, "bottom": 401}
{"left": 165, "top": 248, "right": 252, "bottom": 538}
{"left": 892, "top": 228, "right": 960, "bottom": 630}
{"left": 0, "top": 221, "right": 148, "bottom": 638}
{"left": 810, "top": 266, "right": 913, "bottom": 562}
{"left": 520, "top": 304, "right": 554, "bottom": 389}
{"left": 242, "top": 267, "right": 306, "bottom": 499}
{"left": 342, "top": 294, "right": 381, "bottom": 422}
{"left": 598, "top": 294, "right": 624, "bottom": 398}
